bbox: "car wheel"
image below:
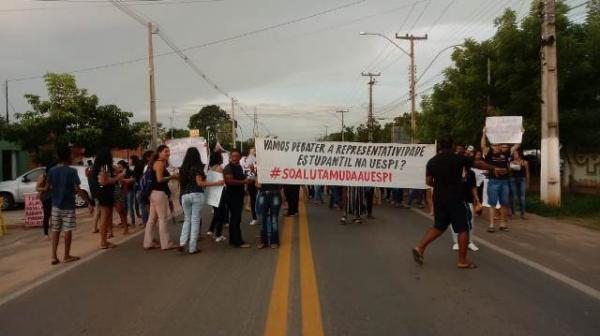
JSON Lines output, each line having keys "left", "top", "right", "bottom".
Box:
{"left": 75, "top": 191, "right": 88, "bottom": 208}
{"left": 0, "top": 193, "right": 15, "bottom": 210}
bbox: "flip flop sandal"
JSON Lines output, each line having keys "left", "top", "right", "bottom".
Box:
{"left": 63, "top": 256, "right": 81, "bottom": 263}
{"left": 499, "top": 226, "right": 510, "bottom": 232}
{"left": 412, "top": 248, "right": 424, "bottom": 265}
{"left": 101, "top": 243, "right": 118, "bottom": 249}
{"left": 487, "top": 227, "right": 496, "bottom": 233}
{"left": 457, "top": 263, "right": 478, "bottom": 269}
{"left": 51, "top": 259, "right": 60, "bottom": 265}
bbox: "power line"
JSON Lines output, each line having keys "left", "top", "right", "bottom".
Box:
{"left": 0, "top": 0, "right": 223, "bottom": 13}
{"left": 8, "top": 0, "right": 367, "bottom": 82}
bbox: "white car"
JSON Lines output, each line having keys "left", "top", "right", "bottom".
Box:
{"left": 0, "top": 166, "right": 91, "bottom": 210}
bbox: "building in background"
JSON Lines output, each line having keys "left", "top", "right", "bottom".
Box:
{"left": 0, "top": 140, "right": 31, "bottom": 181}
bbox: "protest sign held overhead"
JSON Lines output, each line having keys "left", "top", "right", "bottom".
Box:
{"left": 166, "top": 137, "right": 209, "bottom": 168}
{"left": 485, "top": 116, "right": 523, "bottom": 144}
{"left": 255, "top": 138, "right": 435, "bottom": 188}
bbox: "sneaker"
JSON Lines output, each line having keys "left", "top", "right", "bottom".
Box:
{"left": 452, "top": 243, "right": 459, "bottom": 251}
{"left": 249, "top": 220, "right": 257, "bottom": 226}
{"left": 257, "top": 243, "right": 266, "bottom": 249}
{"left": 468, "top": 243, "right": 480, "bottom": 251}
{"left": 206, "top": 231, "right": 214, "bottom": 237}
{"left": 215, "top": 236, "right": 227, "bottom": 242}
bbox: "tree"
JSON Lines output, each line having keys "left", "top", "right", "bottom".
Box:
{"left": 131, "top": 121, "right": 166, "bottom": 149}
{"left": 418, "top": 2, "right": 600, "bottom": 151}
{"left": 4, "top": 73, "right": 139, "bottom": 161}
{"left": 166, "top": 128, "right": 191, "bottom": 139}
{"left": 188, "top": 105, "right": 232, "bottom": 147}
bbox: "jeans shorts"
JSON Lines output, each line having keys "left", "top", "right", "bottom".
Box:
{"left": 487, "top": 179, "right": 510, "bottom": 206}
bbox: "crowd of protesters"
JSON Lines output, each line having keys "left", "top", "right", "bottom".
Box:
{"left": 37, "top": 124, "right": 528, "bottom": 268}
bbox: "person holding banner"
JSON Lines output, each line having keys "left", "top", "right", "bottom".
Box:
{"left": 178, "top": 147, "right": 224, "bottom": 254}
{"left": 207, "top": 151, "right": 228, "bottom": 242}
{"left": 412, "top": 136, "right": 498, "bottom": 269}
{"left": 481, "top": 128, "right": 520, "bottom": 232}
{"left": 223, "top": 149, "right": 252, "bottom": 248}
{"left": 255, "top": 180, "right": 282, "bottom": 249}
{"left": 341, "top": 186, "right": 366, "bottom": 224}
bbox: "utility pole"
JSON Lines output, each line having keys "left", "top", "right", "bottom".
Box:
{"left": 253, "top": 107, "right": 259, "bottom": 139}
{"left": 231, "top": 98, "right": 236, "bottom": 149}
{"left": 4, "top": 80, "right": 8, "bottom": 123}
{"left": 486, "top": 56, "right": 492, "bottom": 116}
{"left": 169, "top": 106, "right": 175, "bottom": 139}
{"left": 324, "top": 125, "right": 328, "bottom": 139}
{"left": 362, "top": 72, "right": 381, "bottom": 143}
{"left": 540, "top": 0, "right": 561, "bottom": 206}
{"left": 148, "top": 22, "right": 158, "bottom": 150}
{"left": 396, "top": 33, "right": 427, "bottom": 143}
{"left": 336, "top": 110, "right": 348, "bottom": 142}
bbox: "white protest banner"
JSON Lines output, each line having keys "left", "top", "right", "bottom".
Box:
{"left": 255, "top": 138, "right": 436, "bottom": 188}
{"left": 24, "top": 193, "right": 44, "bottom": 227}
{"left": 485, "top": 116, "right": 523, "bottom": 144}
{"left": 205, "top": 171, "right": 224, "bottom": 207}
{"left": 165, "top": 137, "right": 208, "bottom": 168}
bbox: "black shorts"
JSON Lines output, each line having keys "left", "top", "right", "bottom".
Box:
{"left": 433, "top": 199, "right": 469, "bottom": 233}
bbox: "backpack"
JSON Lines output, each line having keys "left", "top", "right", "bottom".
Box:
{"left": 139, "top": 167, "right": 155, "bottom": 205}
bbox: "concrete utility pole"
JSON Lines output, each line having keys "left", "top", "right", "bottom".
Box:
{"left": 4, "top": 80, "right": 8, "bottom": 123}
{"left": 253, "top": 107, "right": 259, "bottom": 139}
{"left": 362, "top": 72, "right": 381, "bottom": 143}
{"left": 336, "top": 110, "right": 348, "bottom": 142}
{"left": 396, "top": 33, "right": 427, "bottom": 143}
{"left": 148, "top": 22, "right": 158, "bottom": 150}
{"left": 169, "top": 106, "right": 175, "bottom": 139}
{"left": 231, "top": 98, "right": 236, "bottom": 149}
{"left": 540, "top": 0, "right": 561, "bottom": 206}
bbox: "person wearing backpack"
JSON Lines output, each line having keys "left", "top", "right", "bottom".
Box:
{"left": 143, "top": 145, "right": 179, "bottom": 250}
{"left": 137, "top": 150, "right": 154, "bottom": 226}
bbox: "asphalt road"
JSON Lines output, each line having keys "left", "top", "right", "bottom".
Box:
{"left": 0, "top": 202, "right": 598, "bottom": 336}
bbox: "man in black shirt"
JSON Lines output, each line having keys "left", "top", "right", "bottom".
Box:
{"left": 412, "top": 136, "right": 500, "bottom": 269}
{"left": 224, "top": 149, "right": 252, "bottom": 248}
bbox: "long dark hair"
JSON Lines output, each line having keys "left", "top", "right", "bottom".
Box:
{"left": 180, "top": 147, "right": 205, "bottom": 188}
{"left": 93, "top": 147, "right": 113, "bottom": 174}
{"left": 209, "top": 151, "right": 223, "bottom": 167}
{"left": 151, "top": 145, "right": 169, "bottom": 164}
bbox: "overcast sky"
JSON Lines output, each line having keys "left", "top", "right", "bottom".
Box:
{"left": 1, "top": 0, "right": 548, "bottom": 140}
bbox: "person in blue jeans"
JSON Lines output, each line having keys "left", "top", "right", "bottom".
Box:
{"left": 256, "top": 183, "right": 282, "bottom": 249}
{"left": 178, "top": 147, "right": 224, "bottom": 254}
{"left": 481, "top": 128, "right": 516, "bottom": 232}
{"left": 329, "top": 186, "right": 342, "bottom": 209}
{"left": 509, "top": 150, "right": 529, "bottom": 219}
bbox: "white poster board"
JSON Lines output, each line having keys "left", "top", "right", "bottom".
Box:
{"left": 205, "top": 171, "right": 224, "bottom": 207}
{"left": 255, "top": 138, "right": 436, "bottom": 188}
{"left": 166, "top": 137, "right": 208, "bottom": 168}
{"left": 485, "top": 116, "right": 523, "bottom": 144}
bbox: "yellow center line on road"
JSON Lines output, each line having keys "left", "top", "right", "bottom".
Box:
{"left": 264, "top": 216, "right": 294, "bottom": 336}
{"left": 299, "top": 202, "right": 324, "bottom": 336}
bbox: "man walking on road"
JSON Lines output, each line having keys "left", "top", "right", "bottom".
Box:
{"left": 47, "top": 146, "right": 93, "bottom": 265}
{"left": 412, "top": 137, "right": 499, "bottom": 269}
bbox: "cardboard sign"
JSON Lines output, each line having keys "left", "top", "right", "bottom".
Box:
{"left": 205, "top": 171, "right": 224, "bottom": 207}
{"left": 255, "top": 138, "right": 436, "bottom": 188}
{"left": 165, "top": 137, "right": 209, "bottom": 168}
{"left": 24, "top": 193, "right": 44, "bottom": 227}
{"left": 486, "top": 116, "right": 523, "bottom": 144}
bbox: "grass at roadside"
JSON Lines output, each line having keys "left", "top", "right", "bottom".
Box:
{"left": 526, "top": 193, "right": 600, "bottom": 229}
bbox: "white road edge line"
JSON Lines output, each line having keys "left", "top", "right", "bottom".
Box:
{"left": 0, "top": 229, "right": 145, "bottom": 307}
{"left": 411, "top": 208, "right": 600, "bottom": 302}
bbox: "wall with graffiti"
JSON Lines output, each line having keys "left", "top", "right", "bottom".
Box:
{"left": 565, "top": 152, "right": 600, "bottom": 192}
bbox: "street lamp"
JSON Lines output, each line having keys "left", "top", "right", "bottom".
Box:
{"left": 360, "top": 31, "right": 426, "bottom": 143}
